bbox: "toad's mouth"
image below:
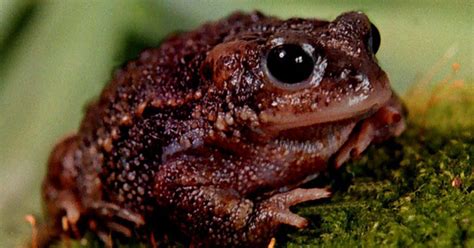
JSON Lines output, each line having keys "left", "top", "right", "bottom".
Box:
{"left": 265, "top": 74, "right": 393, "bottom": 160}
{"left": 259, "top": 75, "right": 392, "bottom": 133}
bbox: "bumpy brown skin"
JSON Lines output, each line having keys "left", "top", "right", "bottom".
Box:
{"left": 41, "top": 11, "right": 406, "bottom": 247}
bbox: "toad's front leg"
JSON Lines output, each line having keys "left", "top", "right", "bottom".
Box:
{"left": 334, "top": 93, "right": 406, "bottom": 168}
{"left": 154, "top": 157, "right": 330, "bottom": 247}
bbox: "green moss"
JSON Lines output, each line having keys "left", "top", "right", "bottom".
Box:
{"left": 281, "top": 128, "right": 473, "bottom": 247}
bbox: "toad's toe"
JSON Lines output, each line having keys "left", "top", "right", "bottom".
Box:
{"left": 258, "top": 188, "right": 331, "bottom": 228}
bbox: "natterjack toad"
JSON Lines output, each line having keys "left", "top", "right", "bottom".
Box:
{"left": 40, "top": 11, "right": 406, "bottom": 247}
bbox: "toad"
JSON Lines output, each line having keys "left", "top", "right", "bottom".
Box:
{"left": 40, "top": 11, "right": 406, "bottom": 247}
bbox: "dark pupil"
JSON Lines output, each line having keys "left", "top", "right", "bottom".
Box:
{"left": 267, "top": 44, "right": 314, "bottom": 84}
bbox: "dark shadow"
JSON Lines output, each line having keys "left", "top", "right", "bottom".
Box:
{"left": 0, "top": 1, "right": 39, "bottom": 78}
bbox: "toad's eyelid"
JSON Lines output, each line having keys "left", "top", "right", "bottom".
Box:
{"left": 270, "top": 38, "right": 315, "bottom": 55}
{"left": 270, "top": 37, "right": 285, "bottom": 46}
{"left": 302, "top": 43, "right": 315, "bottom": 54}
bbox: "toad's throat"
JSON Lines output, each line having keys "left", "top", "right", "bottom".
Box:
{"left": 272, "top": 117, "right": 358, "bottom": 160}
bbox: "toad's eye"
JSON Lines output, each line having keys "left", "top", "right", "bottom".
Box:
{"left": 367, "top": 23, "right": 381, "bottom": 54}
{"left": 266, "top": 44, "right": 314, "bottom": 85}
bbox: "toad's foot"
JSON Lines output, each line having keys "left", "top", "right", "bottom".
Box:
{"left": 257, "top": 188, "right": 331, "bottom": 228}
{"left": 85, "top": 201, "right": 145, "bottom": 247}
{"left": 156, "top": 158, "right": 332, "bottom": 247}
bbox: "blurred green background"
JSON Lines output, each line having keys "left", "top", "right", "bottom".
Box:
{"left": 0, "top": 0, "right": 472, "bottom": 247}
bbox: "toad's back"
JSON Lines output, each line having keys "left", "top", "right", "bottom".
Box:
{"left": 72, "top": 12, "right": 275, "bottom": 212}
